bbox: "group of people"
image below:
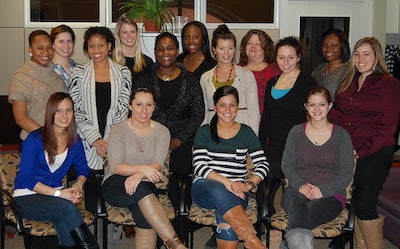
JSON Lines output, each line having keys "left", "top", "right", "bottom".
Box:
{"left": 7, "top": 15, "right": 400, "bottom": 249}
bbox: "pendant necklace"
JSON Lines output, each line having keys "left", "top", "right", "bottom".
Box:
{"left": 215, "top": 64, "right": 233, "bottom": 83}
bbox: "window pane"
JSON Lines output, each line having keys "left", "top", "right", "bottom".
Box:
{"left": 30, "top": 0, "right": 99, "bottom": 22}
{"left": 207, "top": 0, "right": 274, "bottom": 23}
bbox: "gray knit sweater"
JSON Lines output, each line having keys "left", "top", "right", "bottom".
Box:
{"left": 281, "top": 123, "right": 354, "bottom": 198}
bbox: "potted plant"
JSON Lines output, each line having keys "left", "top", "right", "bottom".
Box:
{"left": 119, "top": 0, "right": 175, "bottom": 32}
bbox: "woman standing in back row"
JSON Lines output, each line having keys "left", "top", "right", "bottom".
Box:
{"left": 259, "top": 36, "right": 317, "bottom": 181}
{"left": 69, "top": 26, "right": 132, "bottom": 215}
{"left": 329, "top": 37, "right": 400, "bottom": 249}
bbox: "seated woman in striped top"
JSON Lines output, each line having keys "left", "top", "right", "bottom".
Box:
{"left": 191, "top": 85, "right": 269, "bottom": 249}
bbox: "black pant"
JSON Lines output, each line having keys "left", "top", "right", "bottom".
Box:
{"left": 102, "top": 175, "right": 157, "bottom": 229}
{"left": 353, "top": 145, "right": 395, "bottom": 220}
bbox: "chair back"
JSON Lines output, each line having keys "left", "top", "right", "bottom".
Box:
{"left": 0, "top": 153, "right": 20, "bottom": 205}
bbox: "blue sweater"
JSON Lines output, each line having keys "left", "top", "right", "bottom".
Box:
{"left": 15, "top": 129, "right": 90, "bottom": 191}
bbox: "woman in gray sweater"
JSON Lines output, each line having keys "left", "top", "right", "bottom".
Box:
{"left": 280, "top": 86, "right": 353, "bottom": 249}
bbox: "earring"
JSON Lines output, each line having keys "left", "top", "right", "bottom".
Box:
{"left": 28, "top": 52, "right": 33, "bottom": 57}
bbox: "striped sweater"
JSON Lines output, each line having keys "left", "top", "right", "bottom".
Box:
{"left": 193, "top": 124, "right": 269, "bottom": 182}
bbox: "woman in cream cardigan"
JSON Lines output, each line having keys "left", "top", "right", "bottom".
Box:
{"left": 200, "top": 24, "right": 259, "bottom": 134}
{"left": 69, "top": 26, "right": 132, "bottom": 215}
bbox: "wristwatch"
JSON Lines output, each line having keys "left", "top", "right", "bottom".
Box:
{"left": 54, "top": 190, "right": 61, "bottom": 197}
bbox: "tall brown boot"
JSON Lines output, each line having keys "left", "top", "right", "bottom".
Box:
{"left": 138, "top": 194, "right": 187, "bottom": 249}
{"left": 222, "top": 205, "right": 266, "bottom": 249}
{"left": 358, "top": 215, "right": 384, "bottom": 249}
{"left": 216, "top": 238, "right": 238, "bottom": 249}
{"left": 354, "top": 217, "right": 366, "bottom": 249}
{"left": 134, "top": 228, "right": 157, "bottom": 249}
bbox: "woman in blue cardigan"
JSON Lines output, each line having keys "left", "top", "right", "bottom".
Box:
{"left": 13, "top": 92, "right": 99, "bottom": 249}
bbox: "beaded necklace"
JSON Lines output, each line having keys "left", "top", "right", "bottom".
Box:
{"left": 215, "top": 64, "right": 234, "bottom": 83}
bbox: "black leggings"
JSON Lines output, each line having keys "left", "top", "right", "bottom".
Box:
{"left": 102, "top": 175, "right": 158, "bottom": 229}
{"left": 353, "top": 145, "right": 395, "bottom": 220}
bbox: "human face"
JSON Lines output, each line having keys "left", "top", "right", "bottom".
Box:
{"left": 276, "top": 45, "right": 300, "bottom": 73}
{"left": 354, "top": 43, "right": 376, "bottom": 76}
{"left": 246, "top": 34, "right": 264, "bottom": 62}
{"left": 183, "top": 25, "right": 203, "bottom": 54}
{"left": 130, "top": 92, "right": 155, "bottom": 124}
{"left": 29, "top": 35, "right": 54, "bottom": 66}
{"left": 305, "top": 93, "right": 332, "bottom": 122}
{"left": 321, "top": 34, "right": 342, "bottom": 63}
{"left": 87, "top": 34, "right": 112, "bottom": 63}
{"left": 53, "top": 98, "right": 74, "bottom": 130}
{"left": 53, "top": 32, "right": 74, "bottom": 58}
{"left": 213, "top": 39, "right": 236, "bottom": 65}
{"left": 155, "top": 37, "right": 179, "bottom": 68}
{"left": 119, "top": 23, "right": 138, "bottom": 48}
{"left": 215, "top": 94, "right": 238, "bottom": 123}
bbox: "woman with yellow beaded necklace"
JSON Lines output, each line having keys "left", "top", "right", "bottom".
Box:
{"left": 200, "top": 24, "right": 260, "bottom": 135}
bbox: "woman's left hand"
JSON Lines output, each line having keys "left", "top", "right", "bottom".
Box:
{"left": 306, "top": 183, "right": 323, "bottom": 199}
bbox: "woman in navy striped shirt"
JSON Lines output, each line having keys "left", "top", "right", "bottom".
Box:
{"left": 191, "top": 86, "right": 269, "bottom": 249}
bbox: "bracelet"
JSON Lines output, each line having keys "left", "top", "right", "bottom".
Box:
{"left": 247, "top": 181, "right": 256, "bottom": 190}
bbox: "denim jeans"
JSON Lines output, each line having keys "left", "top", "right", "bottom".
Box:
{"left": 102, "top": 175, "right": 157, "bottom": 229}
{"left": 191, "top": 178, "right": 248, "bottom": 240}
{"left": 282, "top": 187, "right": 343, "bottom": 230}
{"left": 15, "top": 194, "right": 84, "bottom": 246}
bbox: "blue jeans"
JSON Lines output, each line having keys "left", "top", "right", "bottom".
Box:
{"left": 15, "top": 194, "right": 84, "bottom": 246}
{"left": 191, "top": 178, "right": 248, "bottom": 241}
{"left": 282, "top": 187, "right": 343, "bottom": 230}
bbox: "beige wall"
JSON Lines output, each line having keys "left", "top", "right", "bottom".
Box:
{"left": 0, "top": 0, "right": 394, "bottom": 95}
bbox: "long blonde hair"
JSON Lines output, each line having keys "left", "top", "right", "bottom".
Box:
{"left": 336, "top": 37, "right": 389, "bottom": 95}
{"left": 114, "top": 15, "right": 147, "bottom": 73}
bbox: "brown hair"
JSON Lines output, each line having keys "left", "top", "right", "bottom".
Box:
{"left": 239, "top": 29, "right": 275, "bottom": 65}
{"left": 42, "top": 92, "right": 78, "bottom": 164}
{"left": 336, "top": 37, "right": 389, "bottom": 95}
{"left": 50, "top": 24, "right": 76, "bottom": 44}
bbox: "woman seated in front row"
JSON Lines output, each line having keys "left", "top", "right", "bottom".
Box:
{"left": 191, "top": 86, "right": 269, "bottom": 249}
{"left": 13, "top": 92, "right": 99, "bottom": 249}
{"left": 280, "top": 86, "right": 353, "bottom": 249}
{"left": 102, "top": 87, "right": 187, "bottom": 249}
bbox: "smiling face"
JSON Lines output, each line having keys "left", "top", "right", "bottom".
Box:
{"left": 29, "top": 34, "right": 54, "bottom": 66}
{"left": 305, "top": 93, "right": 332, "bottom": 122}
{"left": 53, "top": 32, "right": 74, "bottom": 58}
{"left": 354, "top": 43, "right": 376, "bottom": 76}
{"left": 183, "top": 25, "right": 204, "bottom": 54}
{"left": 130, "top": 92, "right": 155, "bottom": 125}
{"left": 87, "top": 34, "right": 112, "bottom": 63}
{"left": 53, "top": 98, "right": 74, "bottom": 130}
{"left": 245, "top": 34, "right": 264, "bottom": 63}
{"left": 213, "top": 38, "right": 236, "bottom": 65}
{"left": 155, "top": 37, "right": 179, "bottom": 68}
{"left": 215, "top": 94, "right": 238, "bottom": 124}
{"left": 321, "top": 34, "right": 342, "bottom": 63}
{"left": 119, "top": 23, "right": 138, "bottom": 48}
{"left": 276, "top": 45, "right": 300, "bottom": 73}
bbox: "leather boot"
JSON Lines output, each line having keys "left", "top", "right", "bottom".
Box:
{"left": 357, "top": 215, "right": 384, "bottom": 249}
{"left": 355, "top": 217, "right": 366, "bottom": 249}
{"left": 134, "top": 227, "right": 157, "bottom": 249}
{"left": 70, "top": 223, "right": 100, "bottom": 249}
{"left": 216, "top": 238, "right": 238, "bottom": 249}
{"left": 222, "top": 205, "right": 266, "bottom": 249}
{"left": 138, "top": 194, "right": 187, "bottom": 249}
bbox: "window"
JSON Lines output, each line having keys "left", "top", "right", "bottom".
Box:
{"left": 25, "top": 0, "right": 279, "bottom": 29}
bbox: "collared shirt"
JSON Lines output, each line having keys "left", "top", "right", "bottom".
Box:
{"left": 53, "top": 58, "right": 77, "bottom": 87}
